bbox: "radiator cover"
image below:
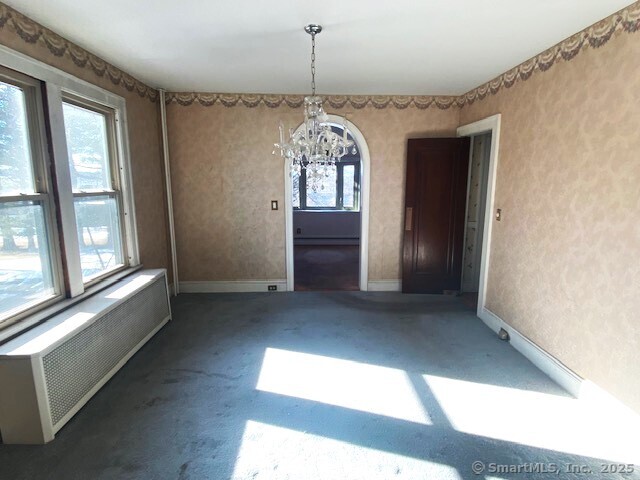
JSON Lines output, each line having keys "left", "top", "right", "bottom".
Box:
{"left": 0, "top": 269, "right": 170, "bottom": 444}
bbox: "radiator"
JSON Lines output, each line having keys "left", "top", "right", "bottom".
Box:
{"left": 0, "top": 269, "right": 171, "bottom": 444}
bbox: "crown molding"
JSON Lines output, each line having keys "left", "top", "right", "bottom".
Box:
{"left": 0, "top": 2, "right": 157, "bottom": 102}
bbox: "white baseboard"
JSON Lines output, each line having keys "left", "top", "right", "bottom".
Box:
{"left": 367, "top": 280, "right": 402, "bottom": 292}
{"left": 179, "top": 280, "right": 287, "bottom": 293}
{"left": 478, "top": 307, "right": 583, "bottom": 397}
{"left": 481, "top": 306, "right": 640, "bottom": 421}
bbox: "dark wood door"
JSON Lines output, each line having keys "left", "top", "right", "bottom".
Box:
{"left": 402, "top": 138, "right": 470, "bottom": 293}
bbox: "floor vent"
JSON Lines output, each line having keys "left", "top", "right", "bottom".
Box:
{"left": 0, "top": 269, "right": 170, "bottom": 444}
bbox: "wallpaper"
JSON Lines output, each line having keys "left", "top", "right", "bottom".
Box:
{"left": 0, "top": 3, "right": 170, "bottom": 276}
{"left": 166, "top": 103, "right": 459, "bottom": 282}
{"left": 460, "top": 1, "right": 640, "bottom": 105}
{"left": 0, "top": 3, "right": 157, "bottom": 101}
{"left": 459, "top": 30, "right": 640, "bottom": 413}
{"left": 2, "top": 0, "right": 639, "bottom": 414}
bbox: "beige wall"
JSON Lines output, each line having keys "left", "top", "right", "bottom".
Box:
{"left": 4, "top": 0, "right": 638, "bottom": 415}
{"left": 0, "top": 4, "right": 170, "bottom": 274}
{"left": 166, "top": 102, "right": 459, "bottom": 282}
{"left": 460, "top": 30, "right": 640, "bottom": 412}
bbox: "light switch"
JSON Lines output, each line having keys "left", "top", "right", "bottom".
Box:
{"left": 271, "top": 200, "right": 278, "bottom": 210}
{"left": 496, "top": 208, "right": 502, "bottom": 221}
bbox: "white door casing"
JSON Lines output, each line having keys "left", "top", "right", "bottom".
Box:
{"left": 284, "top": 115, "right": 371, "bottom": 291}
{"left": 456, "top": 114, "right": 502, "bottom": 317}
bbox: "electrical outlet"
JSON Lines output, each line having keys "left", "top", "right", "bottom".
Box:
{"left": 268, "top": 285, "right": 277, "bottom": 291}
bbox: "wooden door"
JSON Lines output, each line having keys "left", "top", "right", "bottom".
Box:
{"left": 402, "top": 138, "right": 470, "bottom": 293}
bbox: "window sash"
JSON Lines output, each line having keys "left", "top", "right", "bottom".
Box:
{"left": 61, "top": 94, "right": 129, "bottom": 286}
{"left": 0, "top": 197, "right": 62, "bottom": 325}
{"left": 0, "top": 68, "right": 64, "bottom": 326}
{"left": 73, "top": 190, "right": 128, "bottom": 286}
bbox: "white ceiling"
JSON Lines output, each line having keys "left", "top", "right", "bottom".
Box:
{"left": 4, "top": 0, "right": 635, "bottom": 95}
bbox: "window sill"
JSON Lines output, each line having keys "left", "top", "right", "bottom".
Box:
{"left": 0, "top": 265, "right": 142, "bottom": 345}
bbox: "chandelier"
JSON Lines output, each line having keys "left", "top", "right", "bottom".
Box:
{"left": 274, "top": 24, "right": 356, "bottom": 178}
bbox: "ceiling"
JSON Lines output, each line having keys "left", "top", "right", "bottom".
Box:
{"left": 4, "top": 0, "right": 635, "bottom": 95}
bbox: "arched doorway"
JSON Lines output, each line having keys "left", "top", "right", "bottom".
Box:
{"left": 284, "top": 115, "right": 370, "bottom": 291}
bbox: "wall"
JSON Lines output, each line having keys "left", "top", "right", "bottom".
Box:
{"left": 459, "top": 12, "right": 640, "bottom": 412}
{"left": 9, "top": 0, "right": 634, "bottom": 413}
{"left": 0, "top": 4, "right": 170, "bottom": 275}
{"left": 294, "top": 211, "right": 360, "bottom": 245}
{"left": 166, "top": 99, "right": 459, "bottom": 282}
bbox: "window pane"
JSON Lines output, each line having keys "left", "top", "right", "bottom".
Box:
{"left": 0, "top": 201, "right": 55, "bottom": 318}
{"left": 306, "top": 166, "right": 337, "bottom": 208}
{"left": 292, "top": 170, "right": 300, "bottom": 208}
{"left": 0, "top": 82, "right": 36, "bottom": 195}
{"left": 63, "top": 103, "right": 111, "bottom": 191}
{"left": 74, "top": 196, "right": 123, "bottom": 281}
{"left": 343, "top": 165, "right": 355, "bottom": 209}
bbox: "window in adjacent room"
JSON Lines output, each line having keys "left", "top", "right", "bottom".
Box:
{"left": 291, "top": 126, "right": 361, "bottom": 211}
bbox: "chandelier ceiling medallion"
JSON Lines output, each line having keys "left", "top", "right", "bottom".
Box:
{"left": 274, "top": 24, "right": 356, "bottom": 180}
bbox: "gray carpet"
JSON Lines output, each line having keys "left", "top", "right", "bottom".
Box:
{"left": 0, "top": 292, "right": 637, "bottom": 480}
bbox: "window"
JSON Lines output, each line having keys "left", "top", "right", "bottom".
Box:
{"left": 293, "top": 160, "right": 360, "bottom": 211}
{"left": 0, "top": 70, "right": 60, "bottom": 321}
{"left": 0, "top": 51, "right": 138, "bottom": 333}
{"left": 62, "top": 100, "right": 125, "bottom": 282}
{"left": 292, "top": 126, "right": 360, "bottom": 211}
{"left": 306, "top": 165, "right": 337, "bottom": 208}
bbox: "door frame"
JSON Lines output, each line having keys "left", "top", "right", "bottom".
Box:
{"left": 456, "top": 114, "right": 501, "bottom": 317}
{"left": 284, "top": 115, "right": 371, "bottom": 291}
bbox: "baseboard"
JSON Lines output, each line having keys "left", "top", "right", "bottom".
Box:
{"left": 478, "top": 307, "right": 583, "bottom": 397}
{"left": 367, "top": 280, "right": 401, "bottom": 292}
{"left": 179, "top": 280, "right": 287, "bottom": 293}
{"left": 479, "top": 307, "right": 640, "bottom": 422}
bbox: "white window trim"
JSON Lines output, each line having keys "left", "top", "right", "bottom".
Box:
{"left": 0, "top": 45, "right": 140, "bottom": 323}
{"left": 0, "top": 68, "right": 65, "bottom": 325}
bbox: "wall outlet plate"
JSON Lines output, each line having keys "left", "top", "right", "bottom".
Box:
{"left": 268, "top": 285, "right": 277, "bottom": 291}
{"left": 271, "top": 200, "right": 278, "bottom": 210}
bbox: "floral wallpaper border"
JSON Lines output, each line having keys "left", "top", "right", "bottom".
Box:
{"left": 1, "top": 1, "right": 640, "bottom": 109}
{"left": 167, "top": 2, "right": 640, "bottom": 110}
{"left": 164, "top": 92, "right": 459, "bottom": 110}
{"left": 459, "top": 1, "right": 640, "bottom": 106}
{"left": 0, "top": 2, "right": 158, "bottom": 102}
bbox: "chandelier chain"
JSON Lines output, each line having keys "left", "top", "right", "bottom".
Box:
{"left": 310, "top": 33, "right": 316, "bottom": 96}
{"left": 273, "top": 23, "right": 357, "bottom": 181}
